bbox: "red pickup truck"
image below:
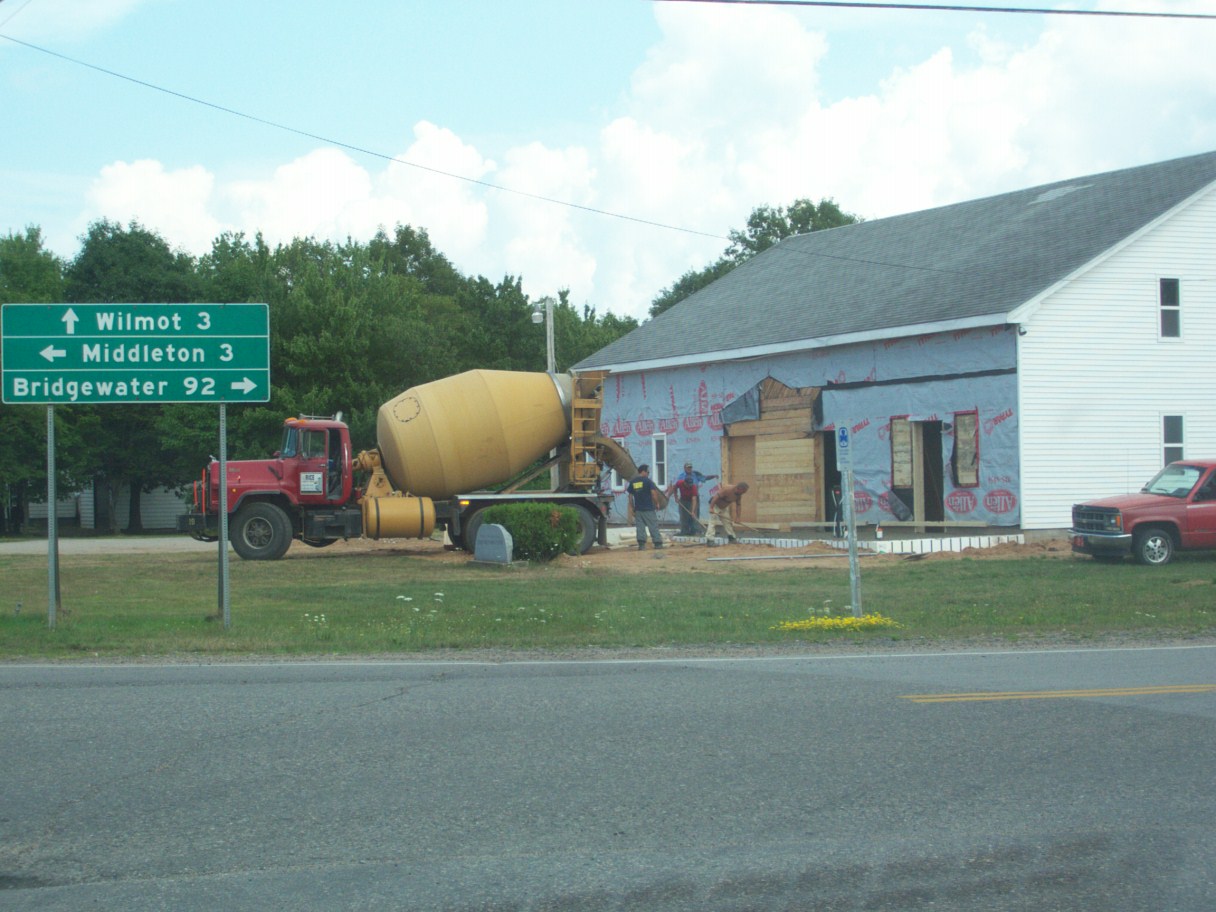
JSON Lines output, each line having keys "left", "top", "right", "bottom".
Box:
{"left": 1071, "top": 460, "right": 1216, "bottom": 565}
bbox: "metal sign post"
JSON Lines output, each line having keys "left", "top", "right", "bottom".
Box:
{"left": 46, "top": 406, "right": 61, "bottom": 628}
{"left": 836, "top": 425, "right": 863, "bottom": 618}
{"left": 219, "top": 404, "right": 231, "bottom": 630}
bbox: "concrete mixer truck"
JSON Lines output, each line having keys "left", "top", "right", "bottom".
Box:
{"left": 176, "top": 369, "right": 636, "bottom": 560}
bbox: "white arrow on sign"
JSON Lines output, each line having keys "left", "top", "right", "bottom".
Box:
{"left": 231, "top": 377, "right": 257, "bottom": 394}
{"left": 40, "top": 344, "right": 67, "bottom": 362}
{"left": 62, "top": 308, "right": 79, "bottom": 335}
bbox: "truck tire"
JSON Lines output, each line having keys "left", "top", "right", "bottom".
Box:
{"left": 573, "top": 505, "right": 599, "bottom": 554}
{"left": 231, "top": 502, "right": 294, "bottom": 561}
{"left": 1133, "top": 526, "right": 1175, "bottom": 566}
{"left": 460, "top": 510, "right": 484, "bottom": 554}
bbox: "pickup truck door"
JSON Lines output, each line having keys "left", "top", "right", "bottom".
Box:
{"left": 1185, "top": 470, "right": 1216, "bottom": 547}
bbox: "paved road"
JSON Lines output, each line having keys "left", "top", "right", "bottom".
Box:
{"left": 2, "top": 646, "right": 1214, "bottom": 910}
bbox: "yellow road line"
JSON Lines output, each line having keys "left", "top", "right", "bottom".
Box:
{"left": 900, "top": 684, "right": 1216, "bottom": 704}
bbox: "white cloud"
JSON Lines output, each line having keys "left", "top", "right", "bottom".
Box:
{"left": 225, "top": 148, "right": 372, "bottom": 246}
{"left": 63, "top": 0, "right": 1216, "bottom": 321}
{"left": 492, "top": 141, "right": 597, "bottom": 298}
{"left": 373, "top": 121, "right": 495, "bottom": 262}
{"left": 1, "top": 0, "right": 147, "bottom": 43}
{"left": 85, "top": 159, "right": 224, "bottom": 253}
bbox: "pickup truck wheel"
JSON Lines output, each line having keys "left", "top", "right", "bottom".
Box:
{"left": 1133, "top": 527, "right": 1175, "bottom": 566}
{"left": 231, "top": 503, "right": 293, "bottom": 561}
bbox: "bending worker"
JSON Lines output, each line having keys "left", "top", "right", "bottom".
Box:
{"left": 705, "top": 481, "right": 749, "bottom": 544}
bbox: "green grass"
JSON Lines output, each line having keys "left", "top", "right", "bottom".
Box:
{"left": 1, "top": 549, "right": 1214, "bottom": 659}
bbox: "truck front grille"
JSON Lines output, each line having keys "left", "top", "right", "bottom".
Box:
{"left": 1072, "top": 505, "right": 1121, "bottom": 533}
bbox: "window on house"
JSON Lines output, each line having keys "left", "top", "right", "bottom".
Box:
{"left": 609, "top": 437, "right": 629, "bottom": 492}
{"left": 651, "top": 434, "right": 669, "bottom": 488}
{"left": 1164, "top": 415, "right": 1184, "bottom": 465}
{"left": 1160, "top": 278, "right": 1180, "bottom": 338}
{"left": 890, "top": 417, "right": 912, "bottom": 488}
{"left": 951, "top": 410, "right": 980, "bottom": 487}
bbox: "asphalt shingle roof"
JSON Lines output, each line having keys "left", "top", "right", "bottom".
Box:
{"left": 577, "top": 150, "right": 1216, "bottom": 370}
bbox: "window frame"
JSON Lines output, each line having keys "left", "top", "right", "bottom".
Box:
{"left": 1159, "top": 277, "right": 1181, "bottom": 340}
{"left": 1163, "top": 414, "right": 1184, "bottom": 465}
{"left": 889, "top": 416, "right": 913, "bottom": 489}
{"left": 609, "top": 438, "right": 630, "bottom": 492}
{"left": 951, "top": 410, "right": 981, "bottom": 488}
{"left": 651, "top": 433, "right": 669, "bottom": 489}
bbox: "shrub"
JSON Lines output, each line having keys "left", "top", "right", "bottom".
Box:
{"left": 478, "top": 503, "right": 583, "bottom": 562}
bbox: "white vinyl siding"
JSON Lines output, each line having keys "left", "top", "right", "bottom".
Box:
{"left": 28, "top": 485, "right": 187, "bottom": 531}
{"left": 1017, "top": 183, "right": 1216, "bottom": 528}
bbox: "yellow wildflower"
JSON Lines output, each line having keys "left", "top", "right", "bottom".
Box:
{"left": 772, "top": 613, "right": 902, "bottom": 632}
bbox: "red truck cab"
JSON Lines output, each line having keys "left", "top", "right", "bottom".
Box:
{"left": 275, "top": 416, "right": 354, "bottom": 506}
{"left": 1071, "top": 460, "right": 1216, "bottom": 565}
{"left": 179, "top": 415, "right": 360, "bottom": 559}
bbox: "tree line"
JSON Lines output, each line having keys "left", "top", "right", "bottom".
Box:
{"left": 0, "top": 221, "right": 638, "bottom": 531}
{"left": 1, "top": 197, "right": 855, "bottom": 532}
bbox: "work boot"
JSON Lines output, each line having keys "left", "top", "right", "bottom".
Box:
{"left": 637, "top": 543, "right": 645, "bottom": 550}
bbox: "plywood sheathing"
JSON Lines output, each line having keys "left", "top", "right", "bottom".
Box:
{"left": 721, "top": 378, "right": 821, "bottom": 532}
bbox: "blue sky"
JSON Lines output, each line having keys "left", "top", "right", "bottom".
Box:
{"left": 3, "top": 0, "right": 1216, "bottom": 320}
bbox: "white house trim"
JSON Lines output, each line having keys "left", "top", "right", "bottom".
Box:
{"left": 594, "top": 313, "right": 1010, "bottom": 374}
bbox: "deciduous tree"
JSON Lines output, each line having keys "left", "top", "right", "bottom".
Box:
{"left": 650, "top": 198, "right": 858, "bottom": 317}
{"left": 64, "top": 220, "right": 200, "bottom": 532}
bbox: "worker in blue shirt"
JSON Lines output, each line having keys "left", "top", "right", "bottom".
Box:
{"left": 628, "top": 464, "right": 665, "bottom": 549}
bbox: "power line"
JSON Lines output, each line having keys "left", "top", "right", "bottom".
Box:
{"left": 652, "top": 0, "right": 1216, "bottom": 19}
{"left": 2, "top": 6, "right": 1201, "bottom": 282}
{"left": 0, "top": 32, "right": 729, "bottom": 245}
{"left": 0, "top": 29, "right": 970, "bottom": 279}
{"left": 0, "top": 0, "right": 41, "bottom": 30}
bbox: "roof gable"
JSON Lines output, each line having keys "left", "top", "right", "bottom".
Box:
{"left": 579, "top": 150, "right": 1216, "bottom": 371}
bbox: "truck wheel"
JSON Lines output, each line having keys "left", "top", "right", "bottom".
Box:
{"left": 231, "top": 503, "right": 293, "bottom": 561}
{"left": 1133, "top": 527, "right": 1175, "bottom": 566}
{"left": 573, "top": 506, "right": 599, "bottom": 554}
{"left": 460, "top": 510, "right": 484, "bottom": 554}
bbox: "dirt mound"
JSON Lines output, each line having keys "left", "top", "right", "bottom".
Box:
{"left": 287, "top": 534, "right": 1074, "bottom": 572}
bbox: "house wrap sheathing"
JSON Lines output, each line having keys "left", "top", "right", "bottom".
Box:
{"left": 577, "top": 151, "right": 1216, "bottom": 532}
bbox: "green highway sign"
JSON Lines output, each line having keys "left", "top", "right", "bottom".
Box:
{"left": 2, "top": 303, "right": 270, "bottom": 404}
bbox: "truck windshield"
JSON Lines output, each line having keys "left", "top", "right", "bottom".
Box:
{"left": 1142, "top": 463, "right": 1203, "bottom": 498}
{"left": 280, "top": 427, "right": 299, "bottom": 458}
